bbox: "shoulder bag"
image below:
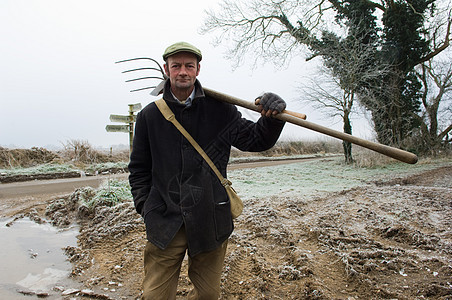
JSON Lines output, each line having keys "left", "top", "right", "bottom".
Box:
{"left": 154, "top": 99, "right": 243, "bottom": 219}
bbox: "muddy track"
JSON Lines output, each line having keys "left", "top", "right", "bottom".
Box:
{"left": 1, "top": 160, "right": 451, "bottom": 299}
{"left": 56, "top": 164, "right": 452, "bottom": 299}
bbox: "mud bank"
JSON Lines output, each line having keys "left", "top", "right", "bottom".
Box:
{"left": 2, "top": 160, "right": 451, "bottom": 299}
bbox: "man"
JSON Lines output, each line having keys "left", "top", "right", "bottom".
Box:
{"left": 128, "top": 41, "right": 286, "bottom": 299}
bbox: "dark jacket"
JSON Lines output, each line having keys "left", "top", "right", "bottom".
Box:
{"left": 128, "top": 79, "right": 285, "bottom": 256}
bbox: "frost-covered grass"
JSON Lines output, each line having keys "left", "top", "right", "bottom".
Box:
{"left": 66, "top": 156, "right": 452, "bottom": 208}
{"left": 84, "top": 162, "right": 128, "bottom": 174}
{"left": 0, "top": 162, "right": 128, "bottom": 176}
{"left": 0, "top": 163, "right": 80, "bottom": 176}
{"left": 228, "top": 153, "right": 338, "bottom": 164}
{"left": 81, "top": 179, "right": 133, "bottom": 209}
{"left": 228, "top": 156, "right": 452, "bottom": 200}
{"left": 87, "top": 156, "right": 450, "bottom": 208}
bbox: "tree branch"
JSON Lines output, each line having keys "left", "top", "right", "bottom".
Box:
{"left": 438, "top": 123, "right": 452, "bottom": 141}
{"left": 418, "top": 9, "right": 451, "bottom": 64}
{"left": 364, "top": 0, "right": 385, "bottom": 11}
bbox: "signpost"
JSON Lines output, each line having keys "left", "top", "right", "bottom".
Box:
{"left": 105, "top": 125, "right": 130, "bottom": 132}
{"left": 109, "top": 115, "right": 136, "bottom": 123}
{"left": 106, "top": 103, "right": 142, "bottom": 153}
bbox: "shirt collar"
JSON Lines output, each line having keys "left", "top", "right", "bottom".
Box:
{"left": 171, "top": 87, "right": 196, "bottom": 107}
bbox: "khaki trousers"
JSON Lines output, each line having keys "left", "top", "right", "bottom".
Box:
{"left": 142, "top": 226, "right": 228, "bottom": 300}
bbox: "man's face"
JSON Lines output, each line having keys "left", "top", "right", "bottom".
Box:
{"left": 164, "top": 52, "right": 200, "bottom": 92}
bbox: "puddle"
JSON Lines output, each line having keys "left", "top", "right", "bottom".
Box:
{"left": 0, "top": 217, "right": 80, "bottom": 299}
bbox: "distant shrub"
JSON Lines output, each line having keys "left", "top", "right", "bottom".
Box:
{"left": 352, "top": 146, "right": 395, "bottom": 168}
{"left": 59, "top": 139, "right": 111, "bottom": 164}
{"left": 0, "top": 146, "right": 58, "bottom": 168}
{"left": 231, "top": 139, "right": 342, "bottom": 157}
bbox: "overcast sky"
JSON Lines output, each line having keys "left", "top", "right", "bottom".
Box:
{"left": 0, "top": 0, "right": 372, "bottom": 150}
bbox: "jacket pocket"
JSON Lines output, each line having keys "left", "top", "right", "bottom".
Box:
{"left": 142, "top": 187, "right": 166, "bottom": 217}
{"left": 214, "top": 193, "right": 233, "bottom": 241}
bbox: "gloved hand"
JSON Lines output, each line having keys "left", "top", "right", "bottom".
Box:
{"left": 255, "top": 92, "right": 286, "bottom": 117}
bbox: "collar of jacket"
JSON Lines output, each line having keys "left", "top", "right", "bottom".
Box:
{"left": 162, "top": 79, "right": 206, "bottom": 105}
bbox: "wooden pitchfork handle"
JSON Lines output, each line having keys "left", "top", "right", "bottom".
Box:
{"left": 204, "top": 88, "right": 306, "bottom": 120}
{"left": 254, "top": 96, "right": 306, "bottom": 119}
{"left": 204, "top": 87, "right": 418, "bottom": 165}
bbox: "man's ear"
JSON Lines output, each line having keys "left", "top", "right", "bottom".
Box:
{"left": 196, "top": 63, "right": 201, "bottom": 76}
{"left": 163, "top": 64, "right": 170, "bottom": 76}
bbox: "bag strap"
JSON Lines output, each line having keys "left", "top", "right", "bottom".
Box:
{"left": 155, "top": 99, "right": 231, "bottom": 187}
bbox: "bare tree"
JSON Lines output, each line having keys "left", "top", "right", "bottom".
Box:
{"left": 298, "top": 28, "right": 392, "bottom": 163}
{"left": 414, "top": 49, "right": 452, "bottom": 152}
{"left": 407, "top": 3, "right": 452, "bottom": 153}
{"left": 202, "top": 0, "right": 335, "bottom": 68}
{"left": 202, "top": 0, "right": 451, "bottom": 154}
{"left": 300, "top": 69, "right": 356, "bottom": 163}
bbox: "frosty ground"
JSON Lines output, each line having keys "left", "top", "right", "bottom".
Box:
{"left": 2, "top": 156, "right": 451, "bottom": 299}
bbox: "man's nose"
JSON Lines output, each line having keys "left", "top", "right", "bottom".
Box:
{"left": 179, "top": 65, "right": 188, "bottom": 75}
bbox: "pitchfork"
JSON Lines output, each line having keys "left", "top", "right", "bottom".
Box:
{"left": 115, "top": 57, "right": 418, "bottom": 164}
{"left": 116, "top": 58, "right": 307, "bottom": 119}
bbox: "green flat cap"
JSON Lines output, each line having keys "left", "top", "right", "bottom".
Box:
{"left": 163, "top": 41, "right": 202, "bottom": 61}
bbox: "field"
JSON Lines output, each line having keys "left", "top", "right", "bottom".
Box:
{"left": 0, "top": 144, "right": 451, "bottom": 299}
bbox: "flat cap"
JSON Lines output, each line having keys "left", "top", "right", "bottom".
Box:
{"left": 162, "top": 41, "right": 202, "bottom": 61}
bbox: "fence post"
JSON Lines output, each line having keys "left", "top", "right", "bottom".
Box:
{"left": 128, "top": 104, "right": 135, "bottom": 154}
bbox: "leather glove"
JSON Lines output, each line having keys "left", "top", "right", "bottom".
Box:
{"left": 255, "top": 92, "right": 286, "bottom": 117}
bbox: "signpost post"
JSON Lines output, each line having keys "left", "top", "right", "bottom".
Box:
{"left": 106, "top": 103, "right": 142, "bottom": 154}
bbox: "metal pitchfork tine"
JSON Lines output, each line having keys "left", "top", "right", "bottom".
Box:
{"left": 115, "top": 57, "right": 168, "bottom": 93}
{"left": 114, "top": 56, "right": 418, "bottom": 164}
{"left": 116, "top": 57, "right": 165, "bottom": 74}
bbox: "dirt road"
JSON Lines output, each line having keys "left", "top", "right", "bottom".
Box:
{"left": 0, "top": 174, "right": 128, "bottom": 199}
